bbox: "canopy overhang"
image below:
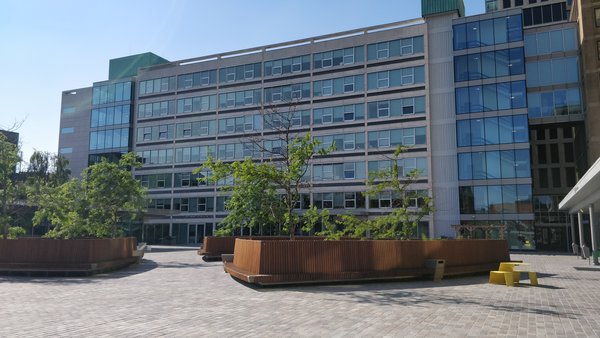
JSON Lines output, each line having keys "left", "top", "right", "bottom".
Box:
{"left": 559, "top": 157, "right": 600, "bottom": 213}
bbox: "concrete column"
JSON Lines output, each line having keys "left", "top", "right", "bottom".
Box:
{"left": 570, "top": 213, "right": 576, "bottom": 253}
{"left": 590, "top": 205, "right": 599, "bottom": 265}
{"left": 578, "top": 211, "right": 585, "bottom": 259}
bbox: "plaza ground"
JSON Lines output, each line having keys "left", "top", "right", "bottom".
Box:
{"left": 1, "top": 247, "right": 599, "bottom": 337}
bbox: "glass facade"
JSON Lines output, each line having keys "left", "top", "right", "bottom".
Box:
{"left": 455, "top": 81, "right": 527, "bottom": 114}
{"left": 453, "top": 13, "right": 534, "bottom": 249}
{"left": 453, "top": 15, "right": 522, "bottom": 50}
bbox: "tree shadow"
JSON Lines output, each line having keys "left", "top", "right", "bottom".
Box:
{"left": 0, "top": 258, "right": 159, "bottom": 284}
{"left": 231, "top": 273, "right": 574, "bottom": 318}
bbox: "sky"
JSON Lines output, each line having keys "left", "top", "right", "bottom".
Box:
{"left": 0, "top": 0, "right": 484, "bottom": 164}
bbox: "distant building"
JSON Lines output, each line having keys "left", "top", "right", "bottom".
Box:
{"left": 0, "top": 130, "right": 19, "bottom": 146}
{"left": 59, "top": 0, "right": 596, "bottom": 251}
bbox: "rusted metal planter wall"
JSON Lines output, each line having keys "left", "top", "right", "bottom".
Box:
{"left": 200, "top": 236, "right": 331, "bottom": 257}
{"left": 0, "top": 237, "right": 139, "bottom": 276}
{"left": 0, "top": 237, "right": 136, "bottom": 264}
{"left": 227, "top": 239, "right": 509, "bottom": 284}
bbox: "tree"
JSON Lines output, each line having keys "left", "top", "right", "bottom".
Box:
{"left": 0, "top": 133, "right": 22, "bottom": 239}
{"left": 318, "top": 146, "right": 434, "bottom": 240}
{"left": 33, "top": 153, "right": 146, "bottom": 239}
{"left": 198, "top": 157, "right": 283, "bottom": 236}
{"left": 200, "top": 100, "right": 330, "bottom": 239}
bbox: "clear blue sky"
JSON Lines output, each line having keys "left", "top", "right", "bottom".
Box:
{"left": 0, "top": 0, "right": 484, "bottom": 164}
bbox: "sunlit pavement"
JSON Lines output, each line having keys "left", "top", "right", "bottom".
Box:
{"left": 1, "top": 247, "right": 599, "bottom": 337}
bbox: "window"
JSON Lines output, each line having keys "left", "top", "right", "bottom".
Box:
{"left": 343, "top": 163, "right": 356, "bottom": 179}
{"left": 377, "top": 72, "right": 389, "bottom": 88}
{"left": 378, "top": 131, "right": 390, "bottom": 148}
{"left": 378, "top": 101, "right": 390, "bottom": 117}
{"left": 343, "top": 106, "right": 355, "bottom": 121}
{"left": 342, "top": 48, "right": 354, "bottom": 64}
{"left": 343, "top": 134, "right": 356, "bottom": 150}
{"left": 345, "top": 193, "right": 356, "bottom": 208}
{"left": 343, "top": 77, "right": 355, "bottom": 93}
{"left": 596, "top": 8, "right": 600, "bottom": 27}
{"left": 322, "top": 80, "right": 333, "bottom": 96}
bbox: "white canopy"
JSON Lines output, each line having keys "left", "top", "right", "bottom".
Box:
{"left": 559, "top": 156, "right": 600, "bottom": 213}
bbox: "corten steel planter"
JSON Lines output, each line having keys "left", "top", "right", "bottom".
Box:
{"left": 0, "top": 237, "right": 143, "bottom": 276}
{"left": 223, "top": 239, "right": 510, "bottom": 285}
{"left": 200, "top": 236, "right": 328, "bottom": 261}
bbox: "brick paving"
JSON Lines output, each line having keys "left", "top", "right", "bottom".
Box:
{"left": 1, "top": 247, "right": 600, "bottom": 337}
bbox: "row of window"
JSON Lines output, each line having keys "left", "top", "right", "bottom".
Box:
{"left": 453, "top": 15, "right": 523, "bottom": 51}
{"left": 218, "top": 63, "right": 262, "bottom": 84}
{"left": 455, "top": 81, "right": 527, "bottom": 114}
{"left": 367, "top": 36, "right": 424, "bottom": 61}
{"left": 366, "top": 66, "right": 425, "bottom": 90}
{"left": 313, "top": 75, "right": 364, "bottom": 97}
{"left": 141, "top": 97, "right": 424, "bottom": 140}
{"left": 454, "top": 48, "right": 524, "bottom": 82}
{"left": 137, "top": 158, "right": 427, "bottom": 190}
{"left": 144, "top": 37, "right": 424, "bottom": 94}
{"left": 139, "top": 67, "right": 425, "bottom": 118}
{"left": 459, "top": 184, "right": 532, "bottom": 214}
{"left": 137, "top": 125, "right": 176, "bottom": 142}
{"left": 150, "top": 190, "right": 427, "bottom": 212}
{"left": 138, "top": 100, "right": 176, "bottom": 118}
{"left": 139, "top": 76, "right": 176, "bottom": 96}
{"left": 522, "top": 3, "right": 569, "bottom": 27}
{"left": 177, "top": 70, "right": 217, "bottom": 89}
{"left": 524, "top": 27, "right": 577, "bottom": 57}
{"left": 314, "top": 47, "right": 364, "bottom": 69}
{"left": 527, "top": 88, "right": 582, "bottom": 118}
{"left": 264, "top": 55, "right": 311, "bottom": 77}
{"left": 367, "top": 158, "right": 428, "bottom": 178}
{"left": 456, "top": 115, "right": 529, "bottom": 147}
{"left": 143, "top": 98, "right": 424, "bottom": 141}
{"left": 89, "top": 128, "right": 130, "bottom": 151}
{"left": 526, "top": 57, "right": 579, "bottom": 87}
{"left": 366, "top": 127, "right": 427, "bottom": 149}
{"left": 367, "top": 96, "right": 426, "bottom": 119}
{"left": 218, "top": 89, "right": 262, "bottom": 109}
{"left": 313, "top": 104, "right": 364, "bottom": 125}
{"left": 92, "top": 81, "right": 132, "bottom": 105}
{"left": 313, "top": 162, "right": 366, "bottom": 181}
{"left": 137, "top": 127, "right": 427, "bottom": 165}
{"left": 137, "top": 171, "right": 213, "bottom": 189}
{"left": 90, "top": 105, "right": 131, "bottom": 128}
{"left": 458, "top": 149, "right": 531, "bottom": 180}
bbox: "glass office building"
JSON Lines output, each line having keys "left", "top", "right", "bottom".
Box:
{"left": 59, "top": 0, "right": 592, "bottom": 250}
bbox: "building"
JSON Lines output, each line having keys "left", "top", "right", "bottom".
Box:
{"left": 0, "top": 130, "right": 19, "bottom": 146}
{"left": 59, "top": 0, "right": 594, "bottom": 250}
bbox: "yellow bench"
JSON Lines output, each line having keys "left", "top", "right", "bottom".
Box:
{"left": 489, "top": 262, "right": 538, "bottom": 286}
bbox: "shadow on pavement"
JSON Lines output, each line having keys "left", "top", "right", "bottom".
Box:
{"left": 0, "top": 258, "right": 159, "bottom": 284}
{"left": 145, "top": 245, "right": 199, "bottom": 253}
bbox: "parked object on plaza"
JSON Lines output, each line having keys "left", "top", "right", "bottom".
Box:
{"left": 223, "top": 239, "right": 509, "bottom": 285}
{"left": 489, "top": 261, "right": 539, "bottom": 287}
{"left": 0, "top": 237, "right": 143, "bottom": 276}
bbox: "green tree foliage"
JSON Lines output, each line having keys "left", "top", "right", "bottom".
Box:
{"left": 0, "top": 133, "right": 22, "bottom": 239}
{"left": 198, "top": 157, "right": 283, "bottom": 236}
{"left": 318, "top": 146, "right": 434, "bottom": 240}
{"left": 199, "top": 102, "right": 330, "bottom": 238}
{"left": 33, "top": 153, "right": 146, "bottom": 239}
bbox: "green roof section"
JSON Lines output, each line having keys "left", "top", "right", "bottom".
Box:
{"left": 108, "top": 52, "right": 170, "bottom": 80}
{"left": 422, "top": 0, "right": 465, "bottom": 18}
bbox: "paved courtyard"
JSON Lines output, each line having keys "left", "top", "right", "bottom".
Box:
{"left": 1, "top": 248, "right": 600, "bottom": 337}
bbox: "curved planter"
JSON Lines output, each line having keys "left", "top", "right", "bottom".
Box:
{"left": 0, "top": 237, "right": 142, "bottom": 276}
{"left": 200, "top": 236, "right": 327, "bottom": 261}
{"left": 224, "top": 239, "right": 510, "bottom": 285}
